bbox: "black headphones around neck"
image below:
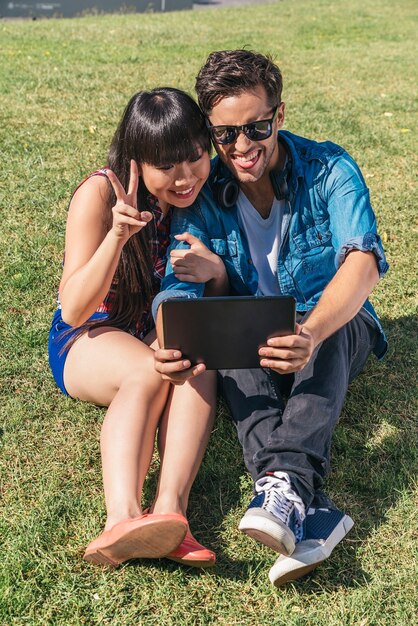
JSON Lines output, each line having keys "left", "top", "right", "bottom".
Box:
{"left": 211, "top": 157, "right": 292, "bottom": 211}
{"left": 211, "top": 164, "right": 240, "bottom": 210}
{"left": 270, "top": 158, "right": 292, "bottom": 202}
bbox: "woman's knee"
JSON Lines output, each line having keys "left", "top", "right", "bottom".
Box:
{"left": 118, "top": 365, "right": 169, "bottom": 398}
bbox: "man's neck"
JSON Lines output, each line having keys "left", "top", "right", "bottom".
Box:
{"left": 240, "top": 176, "right": 275, "bottom": 218}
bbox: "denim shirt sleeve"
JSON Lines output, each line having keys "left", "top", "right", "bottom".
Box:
{"left": 151, "top": 204, "right": 207, "bottom": 321}
{"left": 322, "top": 152, "right": 389, "bottom": 277}
{"left": 152, "top": 289, "right": 198, "bottom": 322}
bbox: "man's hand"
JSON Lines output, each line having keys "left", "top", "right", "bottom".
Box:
{"left": 258, "top": 324, "right": 316, "bottom": 374}
{"left": 153, "top": 347, "right": 206, "bottom": 384}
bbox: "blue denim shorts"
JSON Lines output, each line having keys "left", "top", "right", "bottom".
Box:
{"left": 48, "top": 309, "right": 109, "bottom": 396}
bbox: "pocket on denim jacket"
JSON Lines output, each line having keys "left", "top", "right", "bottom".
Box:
{"left": 292, "top": 220, "right": 332, "bottom": 253}
{"left": 210, "top": 236, "right": 238, "bottom": 257}
{"left": 210, "top": 238, "right": 227, "bottom": 256}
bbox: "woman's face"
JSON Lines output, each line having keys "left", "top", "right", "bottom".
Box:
{"left": 140, "top": 149, "right": 210, "bottom": 212}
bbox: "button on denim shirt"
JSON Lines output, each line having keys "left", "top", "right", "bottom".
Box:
{"left": 153, "top": 130, "right": 389, "bottom": 359}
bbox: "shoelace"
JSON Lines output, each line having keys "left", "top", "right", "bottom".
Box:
{"left": 261, "top": 488, "right": 295, "bottom": 525}
{"left": 255, "top": 472, "right": 306, "bottom": 540}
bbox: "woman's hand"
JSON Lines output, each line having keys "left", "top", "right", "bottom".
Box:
{"left": 153, "top": 347, "right": 206, "bottom": 384}
{"left": 106, "top": 160, "right": 152, "bottom": 244}
{"left": 170, "top": 232, "right": 228, "bottom": 294}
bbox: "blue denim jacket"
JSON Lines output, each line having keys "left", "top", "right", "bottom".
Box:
{"left": 154, "top": 130, "right": 388, "bottom": 359}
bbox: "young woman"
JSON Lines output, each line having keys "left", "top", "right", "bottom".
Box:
{"left": 48, "top": 88, "right": 227, "bottom": 568}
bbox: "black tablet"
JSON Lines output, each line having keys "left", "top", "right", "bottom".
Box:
{"left": 160, "top": 295, "right": 296, "bottom": 370}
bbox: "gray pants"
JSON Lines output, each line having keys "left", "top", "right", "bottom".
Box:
{"left": 218, "top": 309, "right": 379, "bottom": 508}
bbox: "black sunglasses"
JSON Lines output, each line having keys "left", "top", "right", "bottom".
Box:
{"left": 207, "top": 106, "right": 279, "bottom": 145}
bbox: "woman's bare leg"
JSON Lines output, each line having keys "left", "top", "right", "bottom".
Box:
{"left": 152, "top": 371, "right": 217, "bottom": 517}
{"left": 63, "top": 327, "right": 170, "bottom": 530}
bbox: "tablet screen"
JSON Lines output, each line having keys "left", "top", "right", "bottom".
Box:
{"left": 161, "top": 295, "right": 296, "bottom": 370}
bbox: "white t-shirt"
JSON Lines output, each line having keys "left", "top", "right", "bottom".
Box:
{"left": 237, "top": 190, "right": 284, "bottom": 296}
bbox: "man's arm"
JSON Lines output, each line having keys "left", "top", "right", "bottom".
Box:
{"left": 258, "top": 250, "right": 379, "bottom": 373}
{"left": 258, "top": 149, "right": 387, "bottom": 374}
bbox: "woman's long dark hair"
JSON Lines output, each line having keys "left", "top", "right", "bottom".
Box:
{"left": 63, "top": 88, "right": 211, "bottom": 348}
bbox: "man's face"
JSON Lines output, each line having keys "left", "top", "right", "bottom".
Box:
{"left": 207, "top": 85, "right": 284, "bottom": 185}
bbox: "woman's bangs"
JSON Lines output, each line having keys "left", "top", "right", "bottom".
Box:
{"left": 139, "top": 118, "right": 210, "bottom": 167}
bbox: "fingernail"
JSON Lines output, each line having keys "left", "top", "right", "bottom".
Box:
{"left": 173, "top": 351, "right": 181, "bottom": 358}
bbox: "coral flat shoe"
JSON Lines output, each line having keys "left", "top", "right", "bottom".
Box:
{"left": 166, "top": 529, "right": 216, "bottom": 568}
{"left": 83, "top": 513, "right": 187, "bottom": 567}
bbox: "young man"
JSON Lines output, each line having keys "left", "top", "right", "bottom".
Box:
{"left": 153, "top": 50, "right": 388, "bottom": 585}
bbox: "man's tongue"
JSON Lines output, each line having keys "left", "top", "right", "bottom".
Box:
{"left": 234, "top": 151, "right": 260, "bottom": 170}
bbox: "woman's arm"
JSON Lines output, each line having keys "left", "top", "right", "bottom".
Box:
{"left": 59, "top": 161, "right": 152, "bottom": 327}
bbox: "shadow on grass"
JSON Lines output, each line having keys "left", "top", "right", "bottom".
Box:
{"left": 142, "top": 315, "right": 417, "bottom": 591}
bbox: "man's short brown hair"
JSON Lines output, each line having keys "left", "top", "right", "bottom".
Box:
{"left": 195, "top": 49, "right": 283, "bottom": 115}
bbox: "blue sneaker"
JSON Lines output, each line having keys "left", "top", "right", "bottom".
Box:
{"left": 268, "top": 506, "right": 354, "bottom": 586}
{"left": 238, "top": 472, "right": 306, "bottom": 556}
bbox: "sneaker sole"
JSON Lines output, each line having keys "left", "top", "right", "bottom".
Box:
{"left": 268, "top": 514, "right": 354, "bottom": 586}
{"left": 238, "top": 509, "right": 295, "bottom": 556}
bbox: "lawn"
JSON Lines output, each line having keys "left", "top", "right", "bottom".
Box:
{"left": 0, "top": 0, "right": 417, "bottom": 624}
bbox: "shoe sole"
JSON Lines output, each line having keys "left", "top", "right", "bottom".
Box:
{"left": 166, "top": 555, "right": 216, "bottom": 568}
{"left": 270, "top": 562, "right": 319, "bottom": 586}
{"left": 268, "top": 514, "right": 354, "bottom": 586}
{"left": 239, "top": 510, "right": 295, "bottom": 556}
{"left": 83, "top": 518, "right": 187, "bottom": 567}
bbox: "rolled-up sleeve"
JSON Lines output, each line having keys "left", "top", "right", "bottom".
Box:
{"left": 152, "top": 289, "right": 197, "bottom": 322}
{"left": 336, "top": 233, "right": 389, "bottom": 277}
{"left": 323, "top": 151, "right": 389, "bottom": 278}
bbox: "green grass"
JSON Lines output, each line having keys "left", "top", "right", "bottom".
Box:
{"left": 0, "top": 0, "right": 417, "bottom": 624}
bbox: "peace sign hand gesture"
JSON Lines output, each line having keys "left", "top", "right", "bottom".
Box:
{"left": 106, "top": 160, "right": 152, "bottom": 244}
